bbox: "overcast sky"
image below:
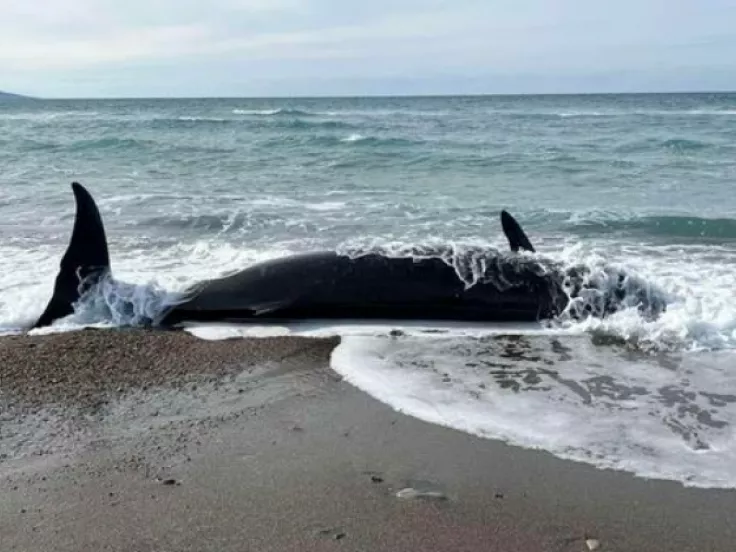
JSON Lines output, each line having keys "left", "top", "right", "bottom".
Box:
{"left": 2, "top": 0, "right": 735, "bottom": 98}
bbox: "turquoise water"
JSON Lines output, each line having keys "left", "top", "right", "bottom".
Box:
{"left": 2, "top": 93, "right": 736, "bottom": 342}
{"left": 2, "top": 94, "right": 736, "bottom": 243}
{"left": 3, "top": 93, "right": 736, "bottom": 488}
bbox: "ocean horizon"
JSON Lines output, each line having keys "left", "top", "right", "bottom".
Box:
{"left": 15, "top": 89, "right": 736, "bottom": 101}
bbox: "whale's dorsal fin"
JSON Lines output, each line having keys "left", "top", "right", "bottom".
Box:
{"left": 33, "top": 182, "right": 111, "bottom": 328}
{"left": 501, "top": 210, "right": 535, "bottom": 253}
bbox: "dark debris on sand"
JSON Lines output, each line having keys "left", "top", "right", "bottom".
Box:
{"left": 0, "top": 328, "right": 338, "bottom": 412}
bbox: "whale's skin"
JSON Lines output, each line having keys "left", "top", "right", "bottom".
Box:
{"left": 33, "top": 182, "right": 664, "bottom": 330}
{"left": 159, "top": 249, "right": 568, "bottom": 326}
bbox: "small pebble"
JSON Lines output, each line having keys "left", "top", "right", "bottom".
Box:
{"left": 315, "top": 527, "right": 344, "bottom": 539}
{"left": 396, "top": 487, "right": 447, "bottom": 501}
{"left": 585, "top": 538, "right": 601, "bottom": 551}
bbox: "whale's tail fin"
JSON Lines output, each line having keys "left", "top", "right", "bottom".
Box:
{"left": 34, "top": 182, "right": 111, "bottom": 328}
{"left": 500, "top": 210, "right": 535, "bottom": 253}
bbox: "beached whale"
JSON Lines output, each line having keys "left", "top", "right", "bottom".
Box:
{"left": 33, "top": 182, "right": 665, "bottom": 329}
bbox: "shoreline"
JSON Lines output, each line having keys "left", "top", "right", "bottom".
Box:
{"left": 2, "top": 329, "right": 736, "bottom": 551}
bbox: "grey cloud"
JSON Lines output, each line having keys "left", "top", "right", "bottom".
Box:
{"left": 1, "top": 0, "right": 735, "bottom": 96}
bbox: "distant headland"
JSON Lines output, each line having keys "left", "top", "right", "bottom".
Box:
{"left": 0, "top": 90, "right": 33, "bottom": 101}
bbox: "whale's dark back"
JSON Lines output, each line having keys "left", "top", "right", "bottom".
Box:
{"left": 161, "top": 251, "right": 569, "bottom": 325}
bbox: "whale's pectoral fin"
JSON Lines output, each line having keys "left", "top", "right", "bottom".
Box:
{"left": 33, "top": 182, "right": 111, "bottom": 329}
{"left": 251, "top": 299, "right": 295, "bottom": 316}
{"left": 501, "top": 210, "right": 535, "bottom": 253}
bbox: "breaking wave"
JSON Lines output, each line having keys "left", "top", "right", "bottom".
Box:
{"left": 0, "top": 234, "right": 729, "bottom": 355}
{"left": 232, "top": 107, "right": 319, "bottom": 117}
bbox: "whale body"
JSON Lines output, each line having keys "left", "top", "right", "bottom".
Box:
{"left": 33, "top": 183, "right": 664, "bottom": 329}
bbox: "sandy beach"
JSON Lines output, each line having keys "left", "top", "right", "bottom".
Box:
{"left": 2, "top": 329, "right": 736, "bottom": 551}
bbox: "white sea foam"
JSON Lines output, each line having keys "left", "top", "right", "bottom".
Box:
{"left": 177, "top": 116, "right": 228, "bottom": 122}
{"left": 331, "top": 334, "right": 736, "bottom": 488}
{"left": 548, "top": 241, "right": 736, "bottom": 352}
{"left": 336, "top": 238, "right": 512, "bottom": 288}
{"left": 686, "top": 109, "right": 736, "bottom": 116}
{"left": 247, "top": 197, "right": 347, "bottom": 212}
{"left": 232, "top": 108, "right": 282, "bottom": 116}
{"left": 3, "top": 236, "right": 736, "bottom": 353}
{"left": 183, "top": 320, "right": 550, "bottom": 340}
{"left": 557, "top": 111, "right": 607, "bottom": 117}
{"left": 231, "top": 108, "right": 320, "bottom": 117}
{"left": 0, "top": 241, "right": 291, "bottom": 335}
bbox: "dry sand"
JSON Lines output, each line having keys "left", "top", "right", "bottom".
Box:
{"left": 0, "top": 328, "right": 338, "bottom": 411}
{"left": 1, "top": 329, "right": 736, "bottom": 551}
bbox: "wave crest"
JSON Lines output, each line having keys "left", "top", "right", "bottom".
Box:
{"left": 232, "top": 107, "right": 317, "bottom": 117}
{"left": 62, "top": 273, "right": 189, "bottom": 329}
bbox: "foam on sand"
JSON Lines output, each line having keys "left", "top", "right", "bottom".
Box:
{"left": 331, "top": 333, "right": 736, "bottom": 489}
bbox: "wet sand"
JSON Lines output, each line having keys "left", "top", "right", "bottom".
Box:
{"left": 2, "top": 330, "right": 736, "bottom": 551}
